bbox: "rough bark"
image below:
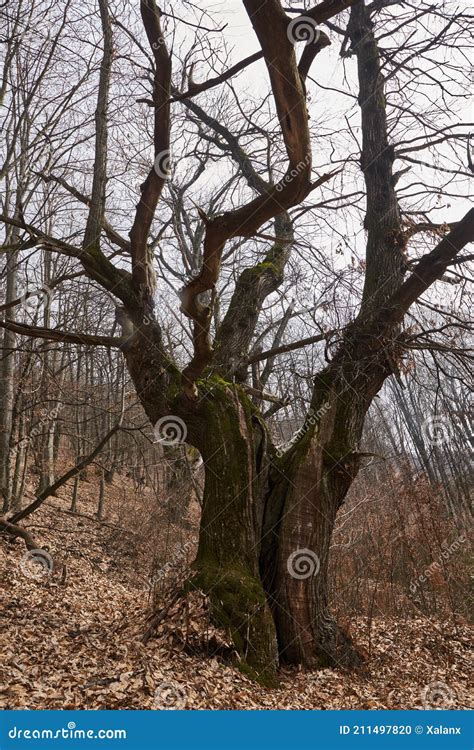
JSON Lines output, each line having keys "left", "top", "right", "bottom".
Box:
{"left": 82, "top": 0, "right": 112, "bottom": 255}
{"left": 121, "top": 338, "right": 280, "bottom": 683}
{"left": 261, "top": 340, "right": 389, "bottom": 667}
{"left": 213, "top": 213, "right": 293, "bottom": 381}
{"left": 188, "top": 382, "right": 278, "bottom": 684}
{"left": 4, "top": 0, "right": 472, "bottom": 686}
{"left": 347, "top": 1, "right": 405, "bottom": 315}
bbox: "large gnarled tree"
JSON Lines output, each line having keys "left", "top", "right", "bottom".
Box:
{"left": 1, "top": 0, "right": 473, "bottom": 684}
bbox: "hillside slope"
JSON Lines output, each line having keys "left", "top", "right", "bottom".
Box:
{"left": 0, "top": 483, "right": 471, "bottom": 711}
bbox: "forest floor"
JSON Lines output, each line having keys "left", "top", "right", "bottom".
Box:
{"left": 0, "top": 473, "right": 472, "bottom": 711}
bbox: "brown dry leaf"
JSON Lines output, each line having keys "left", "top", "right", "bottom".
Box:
{"left": 1, "top": 496, "right": 472, "bottom": 710}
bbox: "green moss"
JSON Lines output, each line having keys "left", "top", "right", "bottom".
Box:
{"left": 248, "top": 260, "right": 280, "bottom": 276}
{"left": 197, "top": 372, "right": 232, "bottom": 390}
{"left": 181, "top": 382, "right": 279, "bottom": 684}
{"left": 191, "top": 558, "right": 278, "bottom": 685}
{"left": 237, "top": 243, "right": 286, "bottom": 286}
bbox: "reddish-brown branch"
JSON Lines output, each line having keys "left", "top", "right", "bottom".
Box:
{"left": 179, "top": 171, "right": 336, "bottom": 395}
{"left": 129, "top": 0, "right": 171, "bottom": 307}
{"left": 168, "top": 0, "right": 357, "bottom": 103}
{"left": 176, "top": 0, "right": 358, "bottom": 396}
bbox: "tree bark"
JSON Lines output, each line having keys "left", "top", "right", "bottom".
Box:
{"left": 113, "top": 0, "right": 474, "bottom": 683}
{"left": 124, "top": 318, "right": 380, "bottom": 678}
{"left": 260, "top": 360, "right": 376, "bottom": 668}
{"left": 186, "top": 383, "right": 279, "bottom": 684}
{"left": 0, "top": 241, "right": 17, "bottom": 512}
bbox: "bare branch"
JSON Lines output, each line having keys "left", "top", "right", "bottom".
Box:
{"left": 247, "top": 330, "right": 331, "bottom": 365}
{"left": 0, "top": 319, "right": 124, "bottom": 348}
{"left": 129, "top": 0, "right": 171, "bottom": 310}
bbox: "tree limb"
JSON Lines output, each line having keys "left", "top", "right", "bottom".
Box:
{"left": 382, "top": 208, "right": 474, "bottom": 325}
{"left": 129, "top": 0, "right": 171, "bottom": 309}
{"left": 0, "top": 517, "right": 40, "bottom": 551}
{"left": 0, "top": 319, "right": 124, "bottom": 348}
{"left": 247, "top": 330, "right": 331, "bottom": 365}
{"left": 178, "top": 0, "right": 342, "bottom": 395}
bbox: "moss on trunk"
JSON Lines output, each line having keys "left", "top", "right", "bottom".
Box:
{"left": 188, "top": 378, "right": 279, "bottom": 685}
{"left": 191, "top": 560, "right": 278, "bottom": 686}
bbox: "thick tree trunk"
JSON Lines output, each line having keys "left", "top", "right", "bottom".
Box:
{"left": 190, "top": 371, "right": 372, "bottom": 674}
{"left": 122, "top": 324, "right": 279, "bottom": 682}
{"left": 124, "top": 326, "right": 384, "bottom": 680}
{"left": 266, "top": 446, "right": 359, "bottom": 668}
{"left": 189, "top": 384, "right": 279, "bottom": 685}
{"left": 259, "top": 371, "right": 363, "bottom": 668}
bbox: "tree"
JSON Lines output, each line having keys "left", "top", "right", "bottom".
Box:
{"left": 1, "top": 0, "right": 472, "bottom": 684}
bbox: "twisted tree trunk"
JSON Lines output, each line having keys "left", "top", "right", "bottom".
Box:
{"left": 80, "top": 0, "right": 474, "bottom": 686}
{"left": 260, "top": 339, "right": 388, "bottom": 668}
{"left": 124, "top": 325, "right": 379, "bottom": 682}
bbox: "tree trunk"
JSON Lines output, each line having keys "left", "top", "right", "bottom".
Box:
{"left": 259, "top": 370, "right": 362, "bottom": 668}
{"left": 188, "top": 383, "right": 279, "bottom": 685}
{"left": 0, "top": 241, "right": 17, "bottom": 512}
{"left": 122, "top": 325, "right": 279, "bottom": 683}
{"left": 265, "top": 452, "right": 356, "bottom": 667}
{"left": 162, "top": 444, "right": 192, "bottom": 525}
{"left": 97, "top": 470, "right": 106, "bottom": 520}
{"left": 71, "top": 475, "right": 80, "bottom": 513}
{"left": 124, "top": 327, "right": 385, "bottom": 680}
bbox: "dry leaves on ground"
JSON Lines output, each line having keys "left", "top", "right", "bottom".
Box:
{"left": 0, "top": 496, "right": 472, "bottom": 711}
